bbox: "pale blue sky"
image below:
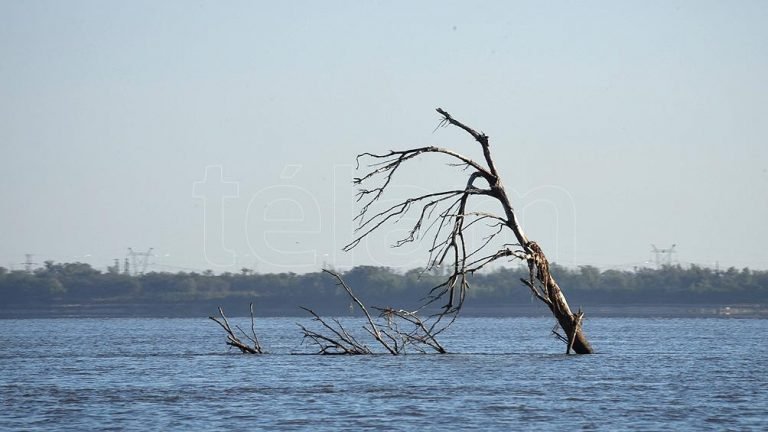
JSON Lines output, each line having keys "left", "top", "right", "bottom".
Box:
{"left": 1, "top": 1, "right": 766, "bottom": 273}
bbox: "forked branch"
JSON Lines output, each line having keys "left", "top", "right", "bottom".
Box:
{"left": 209, "top": 304, "right": 263, "bottom": 354}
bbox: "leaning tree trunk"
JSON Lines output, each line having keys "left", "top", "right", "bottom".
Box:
{"left": 514, "top": 232, "right": 593, "bottom": 354}
{"left": 549, "top": 278, "right": 592, "bottom": 354}
{"left": 531, "top": 244, "right": 593, "bottom": 354}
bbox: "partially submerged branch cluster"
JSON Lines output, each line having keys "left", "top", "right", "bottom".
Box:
{"left": 211, "top": 107, "right": 594, "bottom": 355}
{"left": 299, "top": 270, "right": 447, "bottom": 355}
{"left": 212, "top": 270, "right": 448, "bottom": 355}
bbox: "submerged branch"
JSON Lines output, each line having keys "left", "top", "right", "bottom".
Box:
{"left": 209, "top": 305, "right": 263, "bottom": 354}
{"left": 298, "top": 271, "right": 450, "bottom": 355}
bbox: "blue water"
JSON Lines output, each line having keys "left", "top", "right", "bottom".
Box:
{"left": 1, "top": 317, "right": 766, "bottom": 431}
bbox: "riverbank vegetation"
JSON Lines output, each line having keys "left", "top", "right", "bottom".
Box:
{"left": 2, "top": 261, "right": 766, "bottom": 314}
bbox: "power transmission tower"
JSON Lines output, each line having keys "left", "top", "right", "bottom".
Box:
{"left": 650, "top": 244, "right": 677, "bottom": 268}
{"left": 107, "top": 258, "right": 120, "bottom": 274}
{"left": 127, "top": 248, "right": 154, "bottom": 276}
{"left": 23, "top": 254, "right": 38, "bottom": 273}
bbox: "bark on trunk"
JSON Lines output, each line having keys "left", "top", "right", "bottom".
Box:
{"left": 545, "top": 276, "right": 593, "bottom": 354}
{"left": 528, "top": 242, "right": 593, "bottom": 354}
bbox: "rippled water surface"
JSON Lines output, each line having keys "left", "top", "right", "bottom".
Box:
{"left": 1, "top": 317, "right": 766, "bottom": 430}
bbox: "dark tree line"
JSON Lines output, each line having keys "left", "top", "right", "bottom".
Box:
{"left": 470, "top": 264, "right": 768, "bottom": 305}
{"left": 1, "top": 261, "right": 766, "bottom": 312}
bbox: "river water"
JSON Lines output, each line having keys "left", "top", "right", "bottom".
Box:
{"left": 1, "top": 317, "right": 766, "bottom": 431}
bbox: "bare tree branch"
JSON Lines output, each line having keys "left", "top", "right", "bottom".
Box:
{"left": 322, "top": 269, "right": 397, "bottom": 355}
{"left": 299, "top": 271, "right": 450, "bottom": 355}
{"left": 435, "top": 108, "right": 500, "bottom": 179}
{"left": 376, "top": 307, "right": 447, "bottom": 354}
{"left": 209, "top": 305, "right": 263, "bottom": 354}
{"left": 298, "top": 307, "right": 372, "bottom": 355}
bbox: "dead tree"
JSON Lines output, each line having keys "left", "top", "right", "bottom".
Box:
{"left": 299, "top": 270, "right": 447, "bottom": 354}
{"left": 344, "top": 108, "right": 594, "bottom": 354}
{"left": 209, "top": 303, "right": 264, "bottom": 354}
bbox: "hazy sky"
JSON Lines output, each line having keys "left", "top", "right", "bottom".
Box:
{"left": 1, "top": 1, "right": 766, "bottom": 274}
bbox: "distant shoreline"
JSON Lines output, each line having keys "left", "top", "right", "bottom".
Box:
{"left": 2, "top": 303, "right": 766, "bottom": 319}
{"left": 4, "top": 263, "right": 767, "bottom": 319}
